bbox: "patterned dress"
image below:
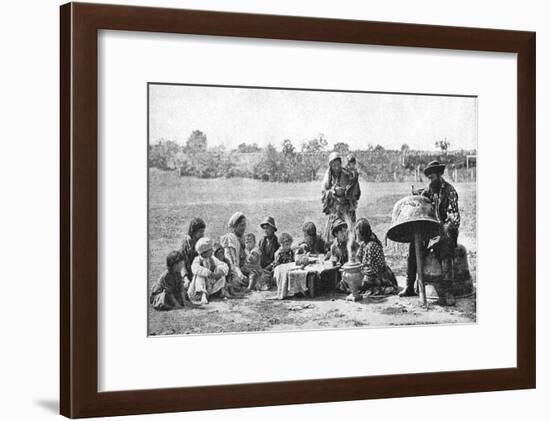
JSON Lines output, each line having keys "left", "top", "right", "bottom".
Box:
{"left": 356, "top": 238, "right": 398, "bottom": 291}
{"left": 273, "top": 248, "right": 295, "bottom": 267}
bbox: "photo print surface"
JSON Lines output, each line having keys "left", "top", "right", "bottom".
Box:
{"left": 147, "top": 83, "right": 477, "bottom": 336}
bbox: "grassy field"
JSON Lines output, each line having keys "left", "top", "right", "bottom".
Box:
{"left": 148, "top": 169, "right": 477, "bottom": 335}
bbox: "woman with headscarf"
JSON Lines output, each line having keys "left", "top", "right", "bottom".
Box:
{"left": 354, "top": 218, "right": 398, "bottom": 296}
{"left": 220, "top": 212, "right": 248, "bottom": 289}
{"left": 321, "top": 152, "right": 356, "bottom": 243}
{"left": 179, "top": 217, "right": 206, "bottom": 287}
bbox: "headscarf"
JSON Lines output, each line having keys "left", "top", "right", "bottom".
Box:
{"left": 323, "top": 152, "right": 344, "bottom": 191}
{"left": 195, "top": 237, "right": 213, "bottom": 255}
{"left": 328, "top": 151, "right": 342, "bottom": 165}
{"left": 227, "top": 212, "right": 246, "bottom": 230}
{"left": 188, "top": 217, "right": 206, "bottom": 237}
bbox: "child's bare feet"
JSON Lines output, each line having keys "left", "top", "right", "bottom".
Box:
{"left": 220, "top": 288, "right": 233, "bottom": 299}
{"left": 184, "top": 299, "right": 201, "bottom": 308}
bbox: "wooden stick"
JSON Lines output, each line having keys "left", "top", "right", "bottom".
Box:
{"left": 414, "top": 230, "right": 428, "bottom": 309}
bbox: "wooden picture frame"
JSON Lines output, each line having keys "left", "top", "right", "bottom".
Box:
{"left": 60, "top": 2, "right": 536, "bottom": 418}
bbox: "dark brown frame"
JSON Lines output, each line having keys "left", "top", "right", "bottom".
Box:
{"left": 60, "top": 2, "right": 536, "bottom": 418}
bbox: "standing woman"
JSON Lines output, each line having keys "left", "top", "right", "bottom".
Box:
{"left": 220, "top": 212, "right": 248, "bottom": 289}
{"left": 180, "top": 217, "right": 206, "bottom": 287}
{"left": 321, "top": 152, "right": 355, "bottom": 243}
{"left": 354, "top": 218, "right": 398, "bottom": 296}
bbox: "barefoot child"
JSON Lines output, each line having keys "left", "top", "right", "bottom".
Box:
{"left": 242, "top": 233, "right": 270, "bottom": 290}
{"left": 188, "top": 238, "right": 230, "bottom": 304}
{"left": 150, "top": 250, "right": 192, "bottom": 311}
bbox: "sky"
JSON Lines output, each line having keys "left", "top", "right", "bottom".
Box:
{"left": 149, "top": 84, "right": 477, "bottom": 151}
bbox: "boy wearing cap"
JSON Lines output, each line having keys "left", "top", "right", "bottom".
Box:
{"left": 258, "top": 216, "right": 280, "bottom": 271}
{"left": 326, "top": 218, "right": 355, "bottom": 266}
{"left": 188, "top": 237, "right": 230, "bottom": 304}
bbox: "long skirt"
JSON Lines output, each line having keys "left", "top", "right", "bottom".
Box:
{"left": 362, "top": 265, "right": 399, "bottom": 294}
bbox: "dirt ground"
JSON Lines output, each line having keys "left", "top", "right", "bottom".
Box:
{"left": 147, "top": 171, "right": 477, "bottom": 336}
{"left": 148, "top": 275, "right": 476, "bottom": 336}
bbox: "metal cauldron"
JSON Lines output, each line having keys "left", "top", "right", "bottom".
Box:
{"left": 386, "top": 195, "right": 440, "bottom": 243}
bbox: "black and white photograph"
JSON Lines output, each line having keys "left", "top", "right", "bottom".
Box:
{"left": 2, "top": 0, "right": 543, "bottom": 419}
{"left": 147, "top": 83, "right": 477, "bottom": 336}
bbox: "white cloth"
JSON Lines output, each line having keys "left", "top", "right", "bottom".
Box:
{"left": 188, "top": 256, "right": 228, "bottom": 299}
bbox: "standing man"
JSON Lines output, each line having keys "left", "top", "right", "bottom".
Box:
{"left": 399, "top": 160, "right": 460, "bottom": 305}
{"left": 321, "top": 152, "right": 356, "bottom": 242}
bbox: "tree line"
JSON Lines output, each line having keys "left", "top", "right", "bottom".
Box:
{"left": 148, "top": 130, "right": 476, "bottom": 182}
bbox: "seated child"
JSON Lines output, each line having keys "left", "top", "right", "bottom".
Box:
{"left": 270, "top": 232, "right": 301, "bottom": 300}
{"left": 242, "top": 233, "right": 270, "bottom": 291}
{"left": 345, "top": 155, "right": 361, "bottom": 210}
{"left": 273, "top": 232, "right": 295, "bottom": 267}
{"left": 188, "top": 238, "right": 230, "bottom": 304}
{"left": 258, "top": 216, "right": 280, "bottom": 271}
{"left": 149, "top": 250, "right": 191, "bottom": 311}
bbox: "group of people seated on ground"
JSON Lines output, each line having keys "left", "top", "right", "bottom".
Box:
{"left": 149, "top": 210, "right": 398, "bottom": 311}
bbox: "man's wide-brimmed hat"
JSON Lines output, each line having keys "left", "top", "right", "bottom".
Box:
{"left": 331, "top": 218, "right": 348, "bottom": 236}
{"left": 328, "top": 151, "right": 342, "bottom": 165}
{"left": 423, "top": 160, "right": 446, "bottom": 176}
{"left": 260, "top": 216, "right": 277, "bottom": 231}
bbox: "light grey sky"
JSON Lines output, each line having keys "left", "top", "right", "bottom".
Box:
{"left": 149, "top": 84, "right": 477, "bottom": 151}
